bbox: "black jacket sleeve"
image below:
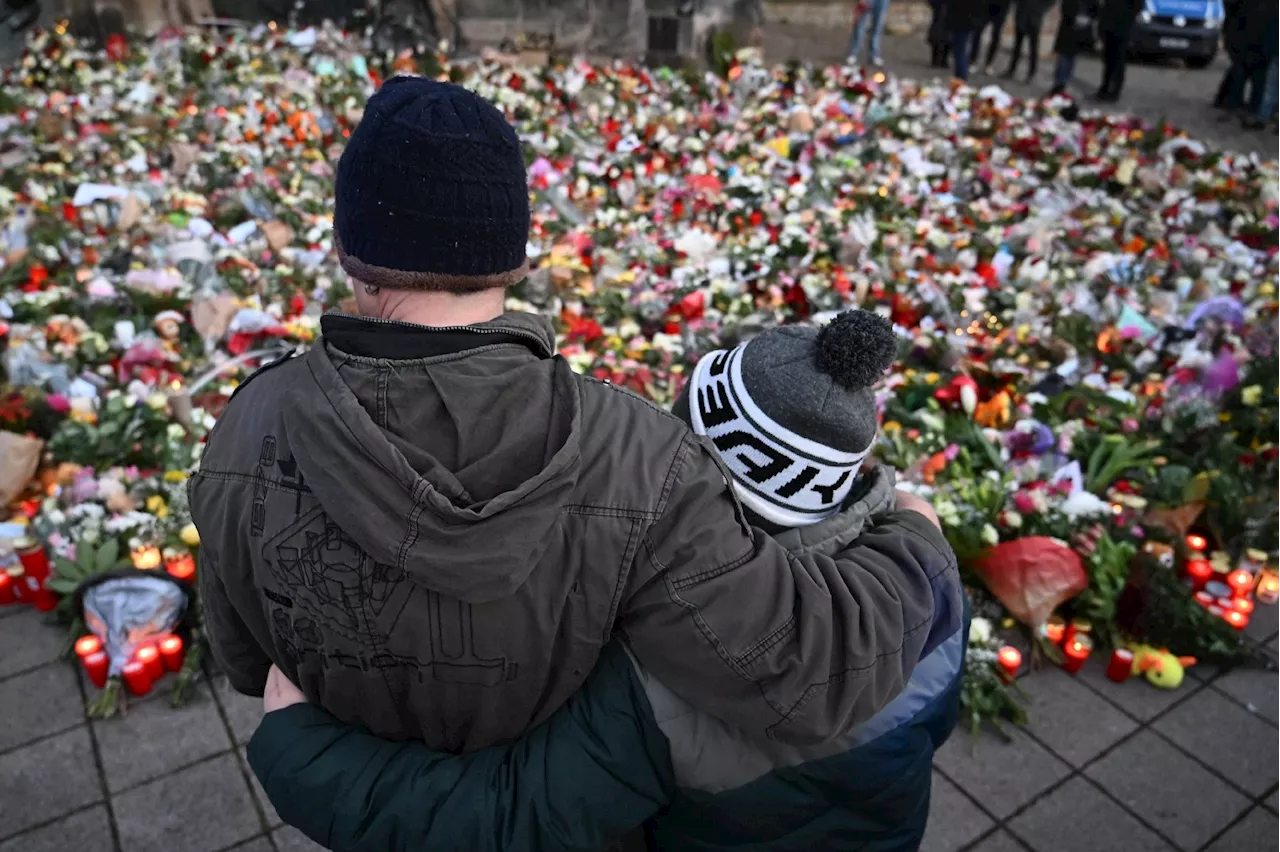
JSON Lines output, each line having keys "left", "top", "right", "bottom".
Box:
{"left": 247, "top": 642, "right": 674, "bottom": 852}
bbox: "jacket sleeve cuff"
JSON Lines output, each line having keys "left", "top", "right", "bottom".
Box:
{"left": 247, "top": 704, "right": 338, "bottom": 777}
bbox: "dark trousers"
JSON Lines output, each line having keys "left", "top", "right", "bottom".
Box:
{"left": 953, "top": 29, "right": 974, "bottom": 79}
{"left": 1099, "top": 32, "right": 1128, "bottom": 97}
{"left": 971, "top": 1, "right": 1013, "bottom": 70}
{"left": 1005, "top": 26, "right": 1042, "bottom": 77}
{"left": 1215, "top": 60, "right": 1253, "bottom": 110}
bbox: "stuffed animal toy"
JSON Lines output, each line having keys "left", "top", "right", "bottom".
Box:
{"left": 1129, "top": 643, "right": 1197, "bottom": 689}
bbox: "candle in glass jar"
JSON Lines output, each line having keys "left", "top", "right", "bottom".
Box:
{"left": 135, "top": 645, "right": 165, "bottom": 682}
{"left": 1226, "top": 569, "right": 1254, "bottom": 598}
{"left": 1062, "top": 635, "right": 1092, "bottom": 674}
{"left": 0, "top": 571, "right": 14, "bottom": 605}
{"left": 131, "top": 544, "right": 162, "bottom": 570}
{"left": 1185, "top": 559, "right": 1213, "bottom": 591}
{"left": 159, "top": 635, "right": 185, "bottom": 672}
{"left": 1044, "top": 614, "right": 1066, "bottom": 645}
{"left": 996, "top": 646, "right": 1022, "bottom": 683}
{"left": 1256, "top": 569, "right": 1279, "bottom": 605}
{"left": 1230, "top": 597, "right": 1255, "bottom": 616}
{"left": 74, "top": 635, "right": 103, "bottom": 659}
{"left": 81, "top": 650, "right": 109, "bottom": 688}
{"left": 1185, "top": 534, "right": 1208, "bottom": 552}
{"left": 15, "top": 537, "right": 50, "bottom": 587}
{"left": 1062, "top": 618, "right": 1092, "bottom": 649}
{"left": 165, "top": 552, "right": 196, "bottom": 582}
{"left": 1106, "top": 648, "right": 1133, "bottom": 682}
{"left": 122, "top": 660, "right": 152, "bottom": 697}
{"left": 1224, "top": 610, "right": 1249, "bottom": 630}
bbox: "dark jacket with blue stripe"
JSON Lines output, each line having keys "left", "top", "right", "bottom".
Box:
{"left": 248, "top": 466, "right": 966, "bottom": 852}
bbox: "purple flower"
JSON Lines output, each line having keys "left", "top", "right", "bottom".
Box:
{"left": 1200, "top": 351, "right": 1240, "bottom": 397}
{"left": 1184, "top": 296, "right": 1245, "bottom": 331}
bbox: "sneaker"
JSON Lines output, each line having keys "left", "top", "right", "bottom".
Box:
{"left": 871, "top": 56, "right": 884, "bottom": 68}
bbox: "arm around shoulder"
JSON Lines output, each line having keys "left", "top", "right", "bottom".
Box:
{"left": 618, "top": 436, "right": 961, "bottom": 745}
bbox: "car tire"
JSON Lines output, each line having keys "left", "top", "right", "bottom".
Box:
{"left": 1187, "top": 52, "right": 1216, "bottom": 69}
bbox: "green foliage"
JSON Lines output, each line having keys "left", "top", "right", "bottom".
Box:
{"left": 960, "top": 656, "right": 1029, "bottom": 742}
{"left": 707, "top": 30, "right": 738, "bottom": 79}
{"left": 1073, "top": 531, "right": 1136, "bottom": 650}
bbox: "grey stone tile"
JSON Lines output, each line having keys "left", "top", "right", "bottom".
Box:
{"left": 1078, "top": 656, "right": 1201, "bottom": 722}
{"left": 1211, "top": 665, "right": 1279, "bottom": 724}
{"left": 227, "top": 837, "right": 274, "bottom": 852}
{"left": 1246, "top": 602, "right": 1278, "bottom": 644}
{"left": 0, "top": 609, "right": 66, "bottom": 679}
{"left": 0, "top": 727, "right": 102, "bottom": 839}
{"left": 1019, "top": 667, "right": 1139, "bottom": 767}
{"left": 1154, "top": 687, "right": 1279, "bottom": 796}
{"left": 0, "top": 663, "right": 83, "bottom": 753}
{"left": 968, "top": 829, "right": 1029, "bottom": 852}
{"left": 240, "top": 746, "right": 283, "bottom": 828}
{"left": 920, "top": 770, "right": 994, "bottom": 852}
{"left": 112, "top": 753, "right": 262, "bottom": 852}
{"left": 0, "top": 805, "right": 112, "bottom": 852}
{"left": 1086, "top": 729, "right": 1251, "bottom": 851}
{"left": 94, "top": 682, "right": 232, "bottom": 793}
{"left": 1008, "top": 777, "right": 1173, "bottom": 852}
{"left": 933, "top": 727, "right": 1071, "bottom": 820}
{"left": 272, "top": 826, "right": 329, "bottom": 852}
{"left": 1205, "top": 806, "right": 1279, "bottom": 852}
{"left": 212, "top": 674, "right": 263, "bottom": 746}
{"left": 1266, "top": 787, "right": 1278, "bottom": 814}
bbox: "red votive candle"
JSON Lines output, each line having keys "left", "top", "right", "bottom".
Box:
{"left": 15, "top": 537, "right": 50, "bottom": 587}
{"left": 81, "top": 650, "right": 109, "bottom": 689}
{"left": 0, "top": 571, "right": 14, "bottom": 605}
{"left": 1044, "top": 615, "right": 1066, "bottom": 645}
{"left": 1231, "top": 597, "right": 1255, "bottom": 617}
{"left": 1106, "top": 648, "right": 1134, "bottom": 682}
{"left": 1185, "top": 534, "right": 1208, "bottom": 552}
{"left": 135, "top": 645, "right": 165, "bottom": 682}
{"left": 122, "top": 660, "right": 152, "bottom": 697}
{"left": 74, "top": 635, "right": 103, "bottom": 659}
{"left": 1194, "top": 591, "right": 1215, "bottom": 607}
{"left": 165, "top": 553, "right": 196, "bottom": 582}
{"left": 1224, "top": 610, "right": 1249, "bottom": 630}
{"left": 1062, "top": 635, "right": 1093, "bottom": 675}
{"left": 158, "top": 635, "right": 185, "bottom": 672}
{"left": 7, "top": 567, "right": 25, "bottom": 603}
{"left": 996, "top": 646, "right": 1022, "bottom": 683}
{"left": 1227, "top": 569, "right": 1254, "bottom": 598}
{"left": 1185, "top": 559, "right": 1213, "bottom": 591}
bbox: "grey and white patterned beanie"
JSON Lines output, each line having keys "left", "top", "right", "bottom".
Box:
{"left": 685, "top": 310, "right": 897, "bottom": 528}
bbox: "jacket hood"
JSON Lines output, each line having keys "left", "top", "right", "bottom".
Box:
{"left": 278, "top": 312, "right": 583, "bottom": 603}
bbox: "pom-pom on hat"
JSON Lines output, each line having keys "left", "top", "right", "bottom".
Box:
{"left": 334, "top": 76, "right": 531, "bottom": 292}
{"left": 685, "top": 310, "right": 897, "bottom": 528}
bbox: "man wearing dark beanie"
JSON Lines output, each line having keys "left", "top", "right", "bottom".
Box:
{"left": 192, "top": 75, "right": 960, "bottom": 807}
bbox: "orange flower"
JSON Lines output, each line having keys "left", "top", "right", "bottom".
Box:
{"left": 921, "top": 452, "right": 948, "bottom": 485}
{"left": 974, "top": 390, "right": 1012, "bottom": 428}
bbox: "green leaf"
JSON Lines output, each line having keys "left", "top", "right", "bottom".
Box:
{"left": 95, "top": 539, "right": 120, "bottom": 574}
{"left": 47, "top": 577, "right": 80, "bottom": 596}
{"left": 75, "top": 544, "right": 97, "bottom": 576}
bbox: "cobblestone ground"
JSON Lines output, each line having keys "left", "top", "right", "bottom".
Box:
{"left": 0, "top": 599, "right": 1276, "bottom": 852}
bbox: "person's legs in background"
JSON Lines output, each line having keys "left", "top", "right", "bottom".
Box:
{"left": 1097, "top": 33, "right": 1125, "bottom": 99}
{"left": 1243, "top": 56, "right": 1277, "bottom": 127}
{"left": 847, "top": 4, "right": 871, "bottom": 63}
{"left": 953, "top": 29, "right": 973, "bottom": 79}
{"left": 983, "top": 0, "right": 1012, "bottom": 71}
{"left": 866, "top": 0, "right": 892, "bottom": 65}
{"left": 1003, "top": 30, "right": 1025, "bottom": 76}
{"left": 1051, "top": 52, "right": 1076, "bottom": 94}
{"left": 1025, "top": 19, "right": 1041, "bottom": 79}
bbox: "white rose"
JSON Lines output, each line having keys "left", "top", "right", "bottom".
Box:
{"left": 969, "top": 617, "right": 993, "bottom": 646}
{"left": 981, "top": 524, "right": 1000, "bottom": 546}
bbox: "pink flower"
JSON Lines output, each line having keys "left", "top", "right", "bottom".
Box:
{"left": 1012, "top": 490, "right": 1038, "bottom": 514}
{"left": 1121, "top": 417, "right": 1139, "bottom": 433}
{"left": 46, "top": 393, "right": 71, "bottom": 414}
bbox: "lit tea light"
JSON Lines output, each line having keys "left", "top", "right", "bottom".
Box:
{"left": 159, "top": 635, "right": 185, "bottom": 672}
{"left": 1185, "top": 559, "right": 1213, "bottom": 591}
{"left": 1226, "top": 569, "right": 1254, "bottom": 598}
{"left": 1255, "top": 569, "right": 1279, "bottom": 605}
{"left": 1185, "top": 534, "right": 1208, "bottom": 552}
{"left": 165, "top": 552, "right": 196, "bottom": 582}
{"left": 131, "top": 544, "right": 162, "bottom": 570}
{"left": 1043, "top": 614, "right": 1066, "bottom": 645}
{"left": 996, "top": 646, "right": 1022, "bottom": 683}
{"left": 1061, "top": 635, "right": 1093, "bottom": 675}
{"left": 74, "top": 635, "right": 102, "bottom": 659}
{"left": 1231, "top": 597, "right": 1255, "bottom": 617}
{"left": 135, "top": 645, "right": 165, "bottom": 681}
{"left": 1224, "top": 610, "right": 1249, "bottom": 630}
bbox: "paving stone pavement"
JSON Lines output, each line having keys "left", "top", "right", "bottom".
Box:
{"left": 1, "top": 600, "right": 1276, "bottom": 852}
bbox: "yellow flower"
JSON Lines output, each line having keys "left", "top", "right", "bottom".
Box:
{"left": 180, "top": 524, "right": 201, "bottom": 547}
{"left": 924, "top": 372, "right": 940, "bottom": 385}
{"left": 163, "top": 470, "right": 189, "bottom": 483}
{"left": 1241, "top": 385, "right": 1262, "bottom": 406}
{"left": 145, "top": 495, "right": 169, "bottom": 519}
{"left": 1218, "top": 412, "right": 1232, "bottom": 424}
{"left": 883, "top": 421, "right": 902, "bottom": 435}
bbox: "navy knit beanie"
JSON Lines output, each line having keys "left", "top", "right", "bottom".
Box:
{"left": 334, "top": 76, "right": 531, "bottom": 292}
